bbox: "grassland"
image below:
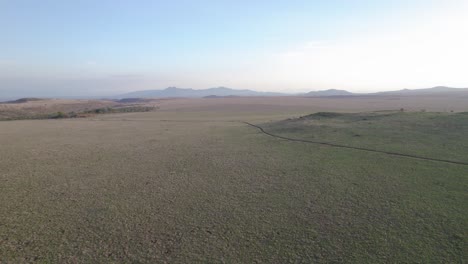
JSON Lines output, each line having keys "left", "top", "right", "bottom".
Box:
{"left": 262, "top": 111, "right": 468, "bottom": 164}
{"left": 0, "top": 99, "right": 467, "bottom": 263}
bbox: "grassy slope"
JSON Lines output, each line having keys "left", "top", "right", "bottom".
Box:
{"left": 263, "top": 111, "right": 468, "bottom": 163}
{"left": 0, "top": 112, "right": 466, "bottom": 262}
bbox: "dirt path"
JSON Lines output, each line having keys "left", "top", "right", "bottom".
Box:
{"left": 36, "top": 117, "right": 468, "bottom": 166}
{"left": 243, "top": 122, "right": 468, "bottom": 166}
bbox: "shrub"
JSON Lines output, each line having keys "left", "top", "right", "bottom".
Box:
{"left": 50, "top": 112, "right": 66, "bottom": 119}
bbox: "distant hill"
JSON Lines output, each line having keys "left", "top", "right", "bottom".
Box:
{"left": 304, "top": 89, "right": 355, "bottom": 97}
{"left": 5, "top": 86, "right": 468, "bottom": 101}
{"left": 374, "top": 86, "right": 468, "bottom": 96}
{"left": 304, "top": 86, "right": 468, "bottom": 97}
{"left": 117, "top": 87, "right": 285, "bottom": 98}
{"left": 203, "top": 95, "right": 241, "bottom": 98}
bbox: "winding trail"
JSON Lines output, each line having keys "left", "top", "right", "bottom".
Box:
{"left": 243, "top": 122, "right": 468, "bottom": 166}
{"left": 82, "top": 117, "right": 468, "bottom": 166}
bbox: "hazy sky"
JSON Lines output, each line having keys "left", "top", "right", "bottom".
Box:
{"left": 1, "top": 0, "right": 467, "bottom": 96}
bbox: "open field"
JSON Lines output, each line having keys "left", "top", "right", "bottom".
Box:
{"left": 261, "top": 111, "right": 468, "bottom": 164}
{"left": 0, "top": 97, "right": 467, "bottom": 262}
{"left": 2, "top": 93, "right": 468, "bottom": 121}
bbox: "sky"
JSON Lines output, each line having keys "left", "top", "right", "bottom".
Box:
{"left": 1, "top": 0, "right": 468, "bottom": 97}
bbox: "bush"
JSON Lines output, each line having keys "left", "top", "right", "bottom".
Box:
{"left": 50, "top": 112, "right": 67, "bottom": 119}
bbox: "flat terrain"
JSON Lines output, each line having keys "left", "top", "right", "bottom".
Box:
{"left": 2, "top": 93, "right": 468, "bottom": 120}
{"left": 0, "top": 97, "right": 467, "bottom": 262}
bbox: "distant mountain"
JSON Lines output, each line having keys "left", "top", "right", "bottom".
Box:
{"left": 203, "top": 95, "right": 240, "bottom": 98}
{"left": 302, "top": 87, "right": 468, "bottom": 97}
{"left": 117, "top": 87, "right": 285, "bottom": 98}
{"left": 374, "top": 86, "right": 468, "bottom": 96}
{"left": 304, "top": 89, "right": 355, "bottom": 97}
{"left": 111, "top": 86, "right": 468, "bottom": 100}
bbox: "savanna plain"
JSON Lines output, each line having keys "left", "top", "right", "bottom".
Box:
{"left": 1, "top": 95, "right": 467, "bottom": 263}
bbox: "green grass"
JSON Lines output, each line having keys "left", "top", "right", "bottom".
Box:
{"left": 263, "top": 111, "right": 468, "bottom": 163}
{"left": 0, "top": 111, "right": 466, "bottom": 262}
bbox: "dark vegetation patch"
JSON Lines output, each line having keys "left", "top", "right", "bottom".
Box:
{"left": 2, "top": 98, "right": 45, "bottom": 104}
{"left": 0, "top": 106, "right": 157, "bottom": 121}
{"left": 303, "top": 112, "right": 344, "bottom": 118}
{"left": 297, "top": 111, "right": 402, "bottom": 122}
{"left": 115, "top": 98, "right": 152, "bottom": 103}
{"left": 84, "top": 106, "right": 156, "bottom": 114}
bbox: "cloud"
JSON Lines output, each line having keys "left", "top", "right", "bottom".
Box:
{"left": 261, "top": 2, "right": 468, "bottom": 91}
